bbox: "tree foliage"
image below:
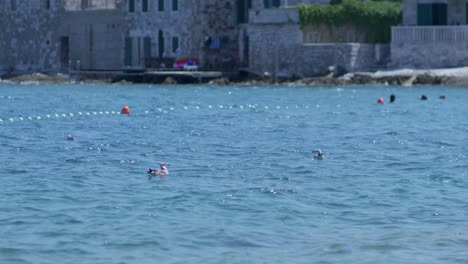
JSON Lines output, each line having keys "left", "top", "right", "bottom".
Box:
{"left": 298, "top": 0, "right": 402, "bottom": 43}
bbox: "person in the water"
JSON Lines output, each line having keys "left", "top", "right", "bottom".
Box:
{"left": 67, "top": 135, "right": 75, "bottom": 140}
{"left": 313, "top": 149, "right": 324, "bottom": 160}
{"left": 390, "top": 94, "right": 396, "bottom": 103}
{"left": 421, "top": 95, "right": 428, "bottom": 101}
{"left": 148, "top": 162, "right": 169, "bottom": 175}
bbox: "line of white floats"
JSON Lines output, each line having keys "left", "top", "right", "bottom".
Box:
{"left": 0, "top": 104, "right": 323, "bottom": 124}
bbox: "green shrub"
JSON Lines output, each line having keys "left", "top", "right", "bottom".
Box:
{"left": 298, "top": 0, "right": 401, "bottom": 43}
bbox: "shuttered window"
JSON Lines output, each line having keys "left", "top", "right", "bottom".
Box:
{"left": 142, "top": 0, "right": 148, "bottom": 12}
{"left": 11, "top": 0, "right": 17, "bottom": 11}
{"left": 144, "top": 37, "right": 151, "bottom": 60}
{"left": 129, "top": 0, "right": 135, "bottom": 12}
{"left": 124, "top": 37, "right": 132, "bottom": 66}
{"left": 172, "top": 0, "right": 178, "bottom": 11}
{"left": 172, "top": 36, "right": 179, "bottom": 53}
{"left": 158, "top": 0, "right": 164, "bottom": 11}
{"left": 417, "top": 3, "right": 447, "bottom": 26}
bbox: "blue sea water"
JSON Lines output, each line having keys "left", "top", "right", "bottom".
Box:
{"left": 0, "top": 83, "right": 467, "bottom": 263}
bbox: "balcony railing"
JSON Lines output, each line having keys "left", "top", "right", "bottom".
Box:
{"left": 392, "top": 25, "right": 468, "bottom": 43}
{"left": 64, "top": 0, "right": 117, "bottom": 11}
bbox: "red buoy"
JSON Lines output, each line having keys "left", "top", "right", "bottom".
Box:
{"left": 121, "top": 105, "right": 130, "bottom": 115}
{"left": 377, "top": 98, "right": 385, "bottom": 104}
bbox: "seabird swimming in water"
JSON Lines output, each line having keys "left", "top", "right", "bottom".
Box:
{"left": 148, "top": 162, "right": 169, "bottom": 175}
{"left": 313, "top": 149, "right": 324, "bottom": 160}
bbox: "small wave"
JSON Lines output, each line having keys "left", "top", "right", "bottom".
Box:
{"left": 360, "top": 243, "right": 403, "bottom": 251}
{"left": 5, "top": 169, "right": 29, "bottom": 174}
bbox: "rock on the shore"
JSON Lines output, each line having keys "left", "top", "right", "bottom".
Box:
{"left": 5, "top": 73, "right": 70, "bottom": 83}
{"left": 163, "top": 77, "right": 178, "bottom": 84}
{"left": 209, "top": 78, "right": 230, "bottom": 85}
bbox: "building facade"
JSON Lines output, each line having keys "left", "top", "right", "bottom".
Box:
{"left": 242, "top": 1, "right": 390, "bottom": 77}
{"left": 0, "top": 0, "right": 62, "bottom": 73}
{"left": 391, "top": 0, "right": 468, "bottom": 68}
{"left": 1, "top": 0, "right": 393, "bottom": 76}
{"left": 0, "top": 0, "right": 244, "bottom": 73}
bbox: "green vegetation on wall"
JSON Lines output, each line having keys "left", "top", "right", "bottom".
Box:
{"left": 298, "top": 0, "right": 402, "bottom": 43}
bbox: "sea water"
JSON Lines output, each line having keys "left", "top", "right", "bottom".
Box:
{"left": 0, "top": 83, "right": 467, "bottom": 263}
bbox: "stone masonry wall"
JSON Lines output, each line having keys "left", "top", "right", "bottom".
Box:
{"left": 302, "top": 24, "right": 369, "bottom": 43}
{"left": 125, "top": 0, "right": 198, "bottom": 68}
{"left": 0, "top": 0, "right": 61, "bottom": 74}
{"left": 199, "top": 0, "right": 240, "bottom": 70}
{"left": 247, "top": 8, "right": 380, "bottom": 77}
{"left": 391, "top": 42, "right": 468, "bottom": 68}
{"left": 60, "top": 10, "right": 126, "bottom": 70}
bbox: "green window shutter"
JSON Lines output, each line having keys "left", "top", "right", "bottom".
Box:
{"left": 144, "top": 37, "right": 151, "bottom": 59}
{"left": 466, "top": 3, "right": 468, "bottom": 24}
{"left": 129, "top": 0, "right": 135, "bottom": 12}
{"left": 172, "top": 0, "right": 178, "bottom": 11}
{"left": 237, "top": 0, "right": 247, "bottom": 24}
{"left": 142, "top": 0, "right": 148, "bottom": 12}
{"left": 124, "top": 37, "right": 132, "bottom": 66}
{"left": 158, "top": 0, "right": 164, "bottom": 11}
{"left": 172, "top": 36, "right": 179, "bottom": 53}
{"left": 433, "top": 3, "right": 447, "bottom": 25}
{"left": 417, "top": 4, "right": 432, "bottom": 25}
{"left": 158, "top": 30, "right": 164, "bottom": 58}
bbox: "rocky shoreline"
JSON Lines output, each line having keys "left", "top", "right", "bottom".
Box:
{"left": 2, "top": 67, "right": 468, "bottom": 86}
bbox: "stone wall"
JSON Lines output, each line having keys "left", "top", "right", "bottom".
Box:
{"left": 124, "top": 0, "right": 198, "bottom": 68}
{"left": 60, "top": 10, "right": 126, "bottom": 70}
{"left": 0, "top": 0, "right": 61, "bottom": 74}
{"left": 391, "top": 42, "right": 468, "bottom": 68}
{"left": 303, "top": 24, "right": 369, "bottom": 43}
{"left": 198, "top": 0, "right": 240, "bottom": 70}
{"left": 246, "top": 8, "right": 384, "bottom": 77}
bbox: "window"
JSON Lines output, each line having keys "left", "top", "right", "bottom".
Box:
{"left": 417, "top": 3, "right": 447, "bottom": 25}
{"left": 125, "top": 37, "right": 133, "bottom": 66}
{"left": 158, "top": 0, "right": 164, "bottom": 11}
{"left": 144, "top": 37, "right": 151, "bottom": 62}
{"left": 129, "top": 0, "right": 135, "bottom": 12}
{"left": 172, "top": 36, "right": 179, "bottom": 53}
{"left": 45, "top": 0, "right": 50, "bottom": 10}
{"left": 172, "top": 0, "right": 178, "bottom": 11}
{"left": 263, "top": 0, "right": 270, "bottom": 9}
{"left": 272, "top": 0, "right": 281, "bottom": 8}
{"left": 11, "top": 0, "right": 17, "bottom": 11}
{"left": 142, "top": 0, "right": 148, "bottom": 12}
{"left": 158, "top": 30, "right": 165, "bottom": 58}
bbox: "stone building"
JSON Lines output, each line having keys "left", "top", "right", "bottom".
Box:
{"left": 0, "top": 0, "right": 62, "bottom": 73}
{"left": 241, "top": 1, "right": 390, "bottom": 77}
{"left": 391, "top": 0, "right": 468, "bottom": 68}
{"left": 0, "top": 0, "right": 244, "bottom": 73}
{"left": 0, "top": 0, "right": 402, "bottom": 76}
